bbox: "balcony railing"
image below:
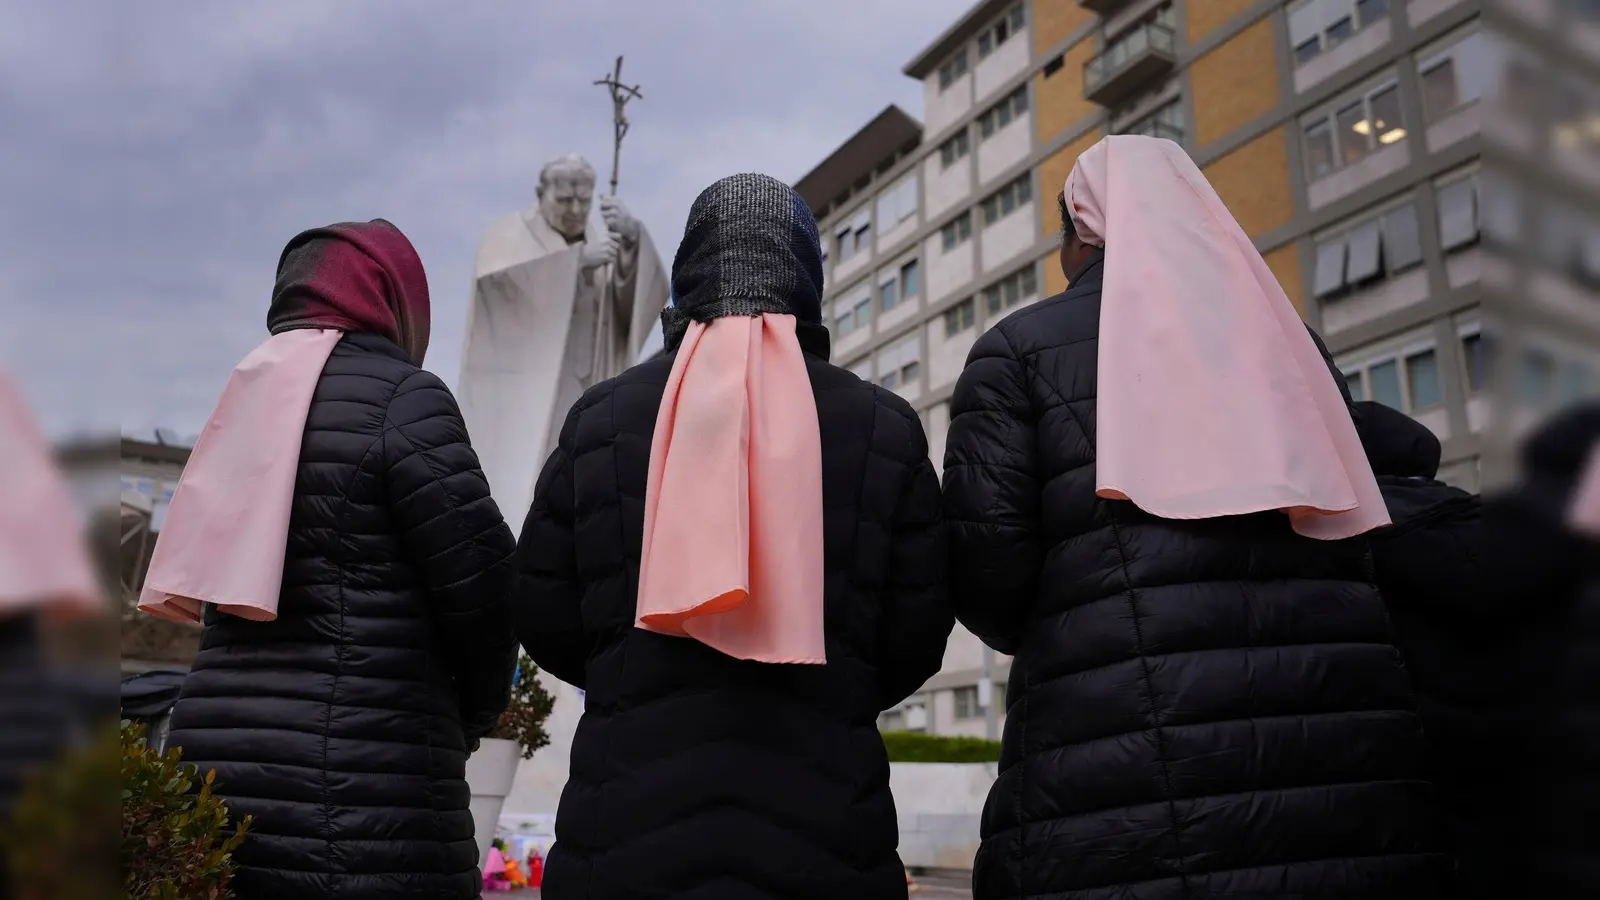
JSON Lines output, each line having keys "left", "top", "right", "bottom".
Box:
{"left": 1084, "top": 21, "right": 1178, "bottom": 108}
{"left": 1078, "top": 0, "right": 1131, "bottom": 13}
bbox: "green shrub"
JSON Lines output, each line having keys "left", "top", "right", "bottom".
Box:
{"left": 120, "top": 719, "right": 251, "bottom": 900}
{"left": 881, "top": 730, "right": 1002, "bottom": 763}
{"left": 489, "top": 653, "right": 557, "bottom": 760}
{"left": 3, "top": 722, "right": 120, "bottom": 900}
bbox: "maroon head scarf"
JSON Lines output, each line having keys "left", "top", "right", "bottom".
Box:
{"left": 266, "top": 219, "right": 431, "bottom": 365}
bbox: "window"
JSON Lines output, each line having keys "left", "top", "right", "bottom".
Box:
{"left": 1418, "top": 32, "right": 1490, "bottom": 121}
{"left": 1043, "top": 54, "right": 1065, "bottom": 78}
{"left": 1343, "top": 369, "right": 1366, "bottom": 400}
{"left": 849, "top": 359, "right": 873, "bottom": 381}
{"left": 1343, "top": 339, "right": 1442, "bottom": 413}
{"left": 879, "top": 276, "right": 900, "bottom": 313}
{"left": 834, "top": 207, "right": 871, "bottom": 263}
{"left": 876, "top": 333, "right": 922, "bottom": 392}
{"left": 880, "top": 710, "right": 904, "bottom": 731}
{"left": 900, "top": 259, "right": 920, "bottom": 299}
{"left": 944, "top": 298, "right": 976, "bottom": 336}
{"left": 874, "top": 174, "right": 919, "bottom": 231}
{"left": 877, "top": 257, "right": 918, "bottom": 315}
{"left": 1460, "top": 331, "right": 1492, "bottom": 393}
{"left": 977, "top": 87, "right": 1030, "bottom": 140}
{"left": 1121, "top": 99, "right": 1186, "bottom": 142}
{"left": 1517, "top": 348, "right": 1556, "bottom": 406}
{"left": 1368, "top": 358, "right": 1403, "bottom": 409}
{"left": 980, "top": 174, "right": 1033, "bottom": 227}
{"left": 1436, "top": 175, "right": 1479, "bottom": 252}
{"left": 941, "top": 212, "right": 973, "bottom": 252}
{"left": 977, "top": 4, "right": 1026, "bottom": 60}
{"left": 1302, "top": 80, "right": 1406, "bottom": 179}
{"left": 983, "top": 265, "right": 1039, "bottom": 316}
{"left": 953, "top": 686, "right": 981, "bottom": 719}
{"left": 1405, "top": 349, "right": 1442, "bottom": 409}
{"left": 938, "top": 49, "right": 969, "bottom": 91}
{"left": 1311, "top": 201, "right": 1424, "bottom": 298}
{"left": 833, "top": 295, "right": 872, "bottom": 338}
{"left": 1289, "top": 0, "right": 1391, "bottom": 66}
{"left": 939, "top": 130, "right": 971, "bottom": 169}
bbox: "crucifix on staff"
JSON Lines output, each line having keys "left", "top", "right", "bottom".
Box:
{"left": 593, "top": 55, "right": 643, "bottom": 197}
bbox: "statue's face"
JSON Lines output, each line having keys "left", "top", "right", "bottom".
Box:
{"left": 538, "top": 171, "right": 594, "bottom": 239}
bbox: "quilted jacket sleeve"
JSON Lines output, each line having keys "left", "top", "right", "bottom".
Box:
{"left": 384, "top": 370, "right": 518, "bottom": 740}
{"left": 512, "top": 403, "right": 592, "bottom": 689}
{"left": 941, "top": 325, "right": 1043, "bottom": 656}
{"left": 876, "top": 405, "right": 954, "bottom": 709}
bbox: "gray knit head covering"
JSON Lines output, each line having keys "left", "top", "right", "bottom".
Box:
{"left": 661, "top": 173, "right": 826, "bottom": 352}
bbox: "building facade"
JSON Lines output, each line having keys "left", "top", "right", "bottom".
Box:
{"left": 793, "top": 0, "right": 1553, "bottom": 739}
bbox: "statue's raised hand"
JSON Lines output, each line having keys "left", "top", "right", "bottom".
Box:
{"left": 599, "top": 196, "right": 640, "bottom": 244}
{"left": 579, "top": 232, "right": 620, "bottom": 272}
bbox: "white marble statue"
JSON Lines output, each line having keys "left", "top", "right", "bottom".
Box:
{"left": 458, "top": 153, "right": 669, "bottom": 535}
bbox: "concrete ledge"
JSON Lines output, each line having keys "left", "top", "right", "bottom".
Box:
{"left": 890, "top": 761, "right": 996, "bottom": 871}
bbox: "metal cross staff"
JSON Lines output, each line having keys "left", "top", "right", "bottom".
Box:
{"left": 593, "top": 56, "right": 642, "bottom": 196}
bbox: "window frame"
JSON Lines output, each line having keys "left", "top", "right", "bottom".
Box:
{"left": 979, "top": 174, "right": 1034, "bottom": 227}
{"left": 937, "top": 48, "right": 969, "bottom": 92}
{"left": 1288, "top": 0, "right": 1392, "bottom": 67}
{"left": 1301, "top": 77, "right": 1405, "bottom": 181}
{"left": 977, "top": 86, "right": 1030, "bottom": 141}
{"left": 982, "top": 264, "right": 1040, "bottom": 316}
{"left": 1339, "top": 334, "right": 1441, "bottom": 414}
{"left": 976, "top": 4, "right": 1026, "bottom": 60}
{"left": 939, "top": 129, "right": 971, "bottom": 169}
{"left": 941, "top": 212, "right": 974, "bottom": 252}
{"left": 1310, "top": 196, "right": 1425, "bottom": 300}
{"left": 943, "top": 298, "right": 977, "bottom": 337}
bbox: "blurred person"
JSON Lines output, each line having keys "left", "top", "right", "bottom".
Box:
{"left": 1474, "top": 403, "right": 1600, "bottom": 897}
{"left": 139, "top": 220, "right": 517, "bottom": 900}
{"left": 0, "top": 367, "right": 104, "bottom": 895}
{"left": 943, "top": 136, "right": 1446, "bottom": 899}
{"left": 1352, "top": 401, "right": 1502, "bottom": 887}
{"left": 514, "top": 174, "right": 952, "bottom": 899}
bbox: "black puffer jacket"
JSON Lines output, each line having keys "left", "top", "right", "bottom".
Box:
{"left": 167, "top": 333, "right": 517, "bottom": 900}
{"left": 1354, "top": 402, "right": 1498, "bottom": 885}
{"left": 514, "top": 321, "right": 952, "bottom": 900}
{"left": 942, "top": 256, "right": 1447, "bottom": 899}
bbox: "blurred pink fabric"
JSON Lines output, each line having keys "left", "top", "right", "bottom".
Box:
{"left": 138, "top": 329, "right": 342, "bottom": 624}
{"left": 0, "top": 366, "right": 102, "bottom": 619}
{"left": 636, "top": 314, "right": 826, "bottom": 664}
{"left": 1569, "top": 440, "right": 1600, "bottom": 538}
{"left": 1065, "top": 135, "right": 1390, "bottom": 540}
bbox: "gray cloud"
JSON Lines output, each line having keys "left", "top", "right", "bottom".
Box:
{"left": 0, "top": 0, "right": 973, "bottom": 439}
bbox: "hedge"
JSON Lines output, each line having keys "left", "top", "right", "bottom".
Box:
{"left": 881, "top": 730, "right": 1001, "bottom": 763}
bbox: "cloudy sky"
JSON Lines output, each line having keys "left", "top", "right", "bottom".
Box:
{"left": 1, "top": 0, "right": 975, "bottom": 440}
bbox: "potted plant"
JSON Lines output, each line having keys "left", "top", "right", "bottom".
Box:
{"left": 466, "top": 653, "right": 555, "bottom": 866}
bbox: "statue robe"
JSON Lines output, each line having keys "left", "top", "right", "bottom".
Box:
{"left": 458, "top": 207, "right": 668, "bottom": 536}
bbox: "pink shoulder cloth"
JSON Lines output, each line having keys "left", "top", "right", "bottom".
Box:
{"left": 635, "top": 314, "right": 826, "bottom": 664}
{"left": 0, "top": 367, "right": 102, "bottom": 619}
{"left": 1569, "top": 439, "right": 1600, "bottom": 538}
{"left": 138, "top": 329, "right": 343, "bottom": 623}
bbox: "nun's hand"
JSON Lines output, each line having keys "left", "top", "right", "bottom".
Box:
{"left": 599, "top": 196, "right": 640, "bottom": 245}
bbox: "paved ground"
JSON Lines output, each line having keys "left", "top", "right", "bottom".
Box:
{"left": 912, "top": 870, "right": 974, "bottom": 899}
{"left": 497, "top": 870, "right": 973, "bottom": 899}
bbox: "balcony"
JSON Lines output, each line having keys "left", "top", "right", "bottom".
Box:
{"left": 1078, "top": 0, "right": 1131, "bottom": 13}
{"left": 1084, "top": 22, "right": 1177, "bottom": 108}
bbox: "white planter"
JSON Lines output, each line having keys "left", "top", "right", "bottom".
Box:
{"left": 465, "top": 738, "right": 523, "bottom": 867}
